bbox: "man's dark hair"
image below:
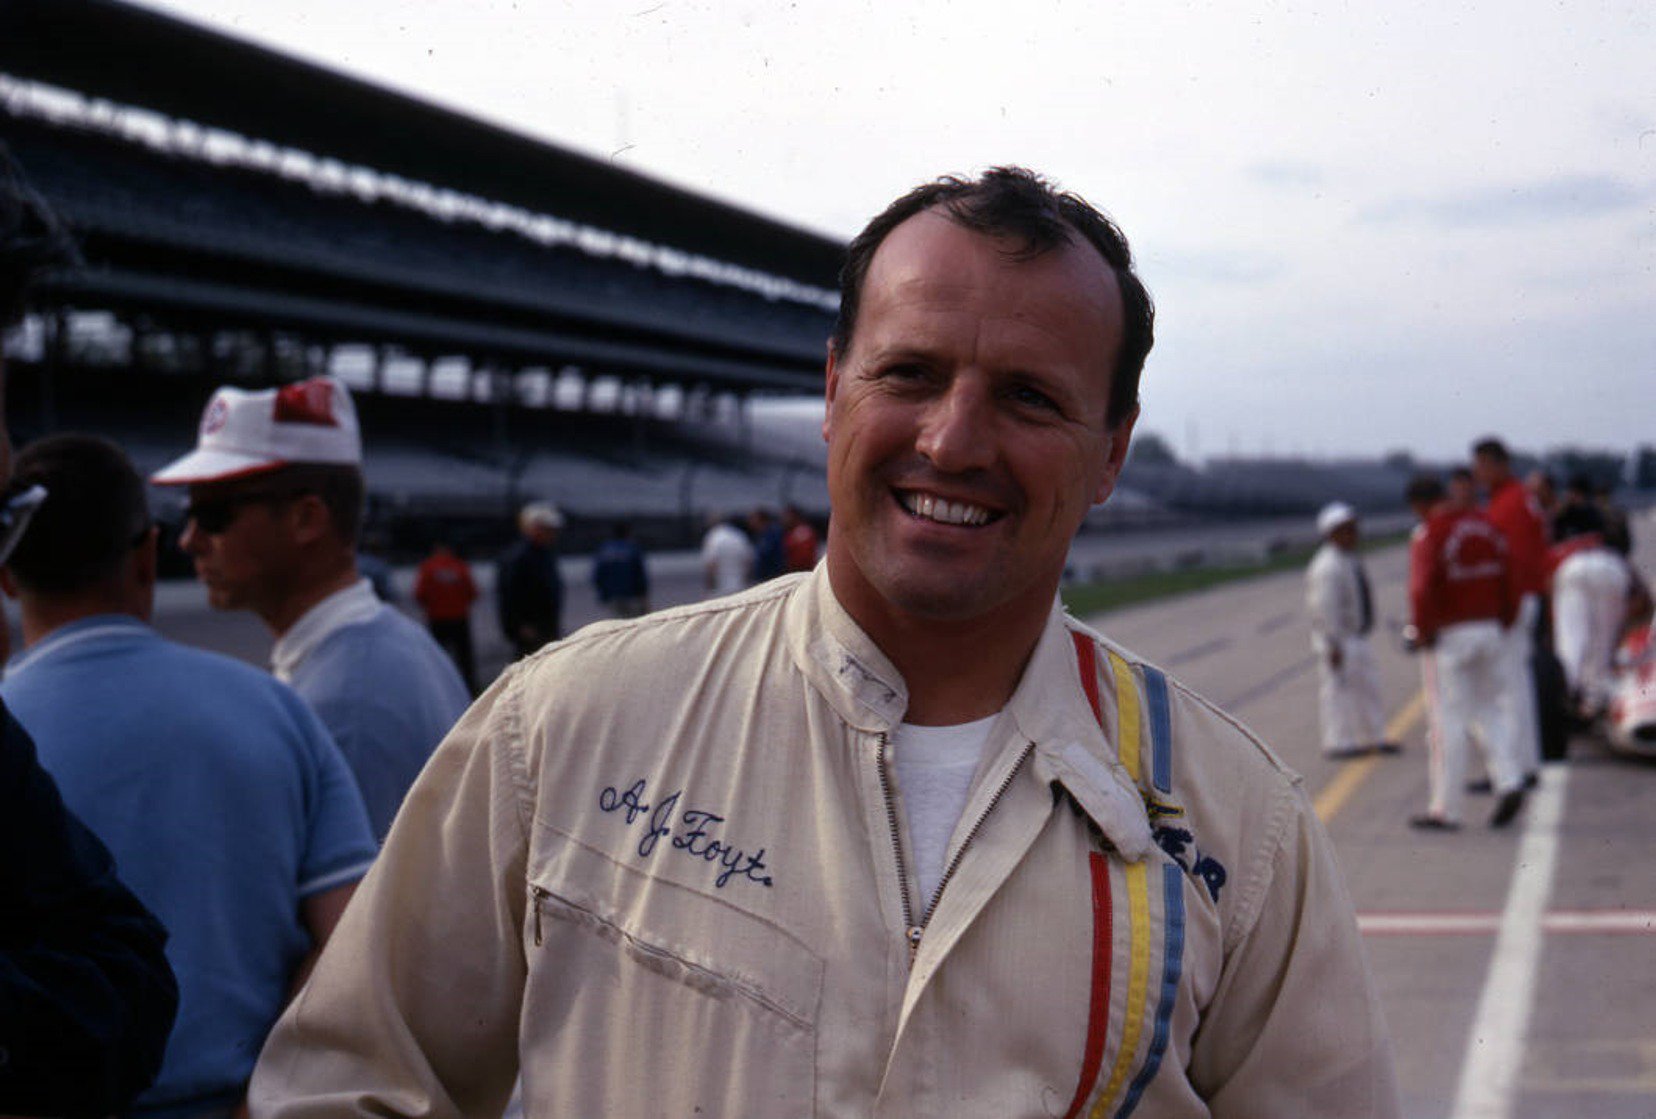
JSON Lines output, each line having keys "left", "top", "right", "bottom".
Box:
{"left": 1405, "top": 473, "right": 1445, "bottom": 507}
{"left": 1, "top": 142, "right": 79, "bottom": 329}
{"left": 269, "top": 462, "right": 364, "bottom": 546}
{"left": 1471, "top": 437, "right": 1510, "bottom": 464}
{"left": 6, "top": 434, "right": 151, "bottom": 594}
{"left": 831, "top": 166, "right": 1154, "bottom": 427}
{"left": 1449, "top": 466, "right": 1474, "bottom": 484}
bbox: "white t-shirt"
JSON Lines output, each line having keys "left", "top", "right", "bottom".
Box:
{"left": 892, "top": 714, "right": 998, "bottom": 908}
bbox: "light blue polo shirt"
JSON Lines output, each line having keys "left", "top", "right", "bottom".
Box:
{"left": 276, "top": 585, "right": 470, "bottom": 841}
{"left": 3, "top": 616, "right": 377, "bottom": 1118}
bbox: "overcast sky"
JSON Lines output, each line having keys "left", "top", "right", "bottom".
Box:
{"left": 148, "top": 0, "right": 1653, "bottom": 463}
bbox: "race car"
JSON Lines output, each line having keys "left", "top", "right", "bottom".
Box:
{"left": 1607, "top": 621, "right": 1656, "bottom": 759}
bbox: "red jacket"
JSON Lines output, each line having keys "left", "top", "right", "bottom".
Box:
{"left": 1409, "top": 506, "right": 1515, "bottom": 644}
{"left": 413, "top": 552, "right": 478, "bottom": 622}
{"left": 783, "top": 522, "right": 820, "bottom": 573}
{"left": 1484, "top": 477, "right": 1549, "bottom": 598}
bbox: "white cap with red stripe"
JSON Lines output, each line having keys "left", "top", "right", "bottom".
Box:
{"left": 151, "top": 376, "right": 361, "bottom": 486}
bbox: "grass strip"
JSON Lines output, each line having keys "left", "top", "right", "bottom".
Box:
{"left": 1061, "top": 530, "right": 1407, "bottom": 617}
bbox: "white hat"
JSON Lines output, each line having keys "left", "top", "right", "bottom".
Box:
{"left": 1316, "top": 501, "right": 1358, "bottom": 536}
{"left": 519, "top": 502, "right": 564, "bottom": 531}
{"left": 151, "top": 377, "right": 361, "bottom": 486}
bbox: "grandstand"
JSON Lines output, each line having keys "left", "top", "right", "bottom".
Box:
{"left": 0, "top": 0, "right": 841, "bottom": 551}
{"left": 1120, "top": 457, "right": 1418, "bottom": 519}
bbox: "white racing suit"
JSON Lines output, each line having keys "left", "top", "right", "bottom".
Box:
{"left": 1552, "top": 547, "right": 1630, "bottom": 714}
{"left": 250, "top": 566, "right": 1398, "bottom": 1118}
{"left": 1306, "top": 542, "right": 1386, "bottom": 754}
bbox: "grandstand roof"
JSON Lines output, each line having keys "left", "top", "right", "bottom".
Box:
{"left": 0, "top": 0, "right": 844, "bottom": 290}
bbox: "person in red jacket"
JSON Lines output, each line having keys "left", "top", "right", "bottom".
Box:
{"left": 1472, "top": 438, "right": 1547, "bottom": 781}
{"left": 413, "top": 541, "right": 479, "bottom": 693}
{"left": 780, "top": 504, "right": 821, "bottom": 572}
{"left": 1405, "top": 474, "right": 1526, "bottom": 830}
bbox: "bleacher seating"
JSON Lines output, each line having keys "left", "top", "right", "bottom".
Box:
{"left": 1122, "top": 458, "right": 1413, "bottom": 516}
{"left": 5, "top": 111, "right": 833, "bottom": 363}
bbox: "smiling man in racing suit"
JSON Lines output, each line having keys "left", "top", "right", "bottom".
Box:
{"left": 250, "top": 168, "right": 1399, "bottom": 1118}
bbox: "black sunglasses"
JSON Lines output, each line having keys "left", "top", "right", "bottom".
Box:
{"left": 184, "top": 488, "right": 305, "bottom": 534}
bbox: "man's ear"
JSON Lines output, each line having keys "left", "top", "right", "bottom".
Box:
{"left": 822, "top": 342, "right": 841, "bottom": 445}
{"left": 1092, "top": 405, "right": 1140, "bottom": 505}
{"left": 288, "top": 493, "right": 334, "bottom": 547}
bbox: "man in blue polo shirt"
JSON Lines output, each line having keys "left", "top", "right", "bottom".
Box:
{"left": 2, "top": 435, "right": 378, "bottom": 1119}
{"left": 151, "top": 376, "right": 469, "bottom": 841}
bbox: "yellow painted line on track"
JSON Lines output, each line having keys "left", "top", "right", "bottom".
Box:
{"left": 1314, "top": 690, "right": 1426, "bottom": 823}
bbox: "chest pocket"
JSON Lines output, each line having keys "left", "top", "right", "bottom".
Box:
{"left": 522, "top": 826, "right": 822, "bottom": 1117}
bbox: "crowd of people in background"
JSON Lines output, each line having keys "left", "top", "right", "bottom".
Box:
{"left": 1313, "top": 435, "right": 1646, "bottom": 835}
{"left": 696, "top": 502, "right": 820, "bottom": 595}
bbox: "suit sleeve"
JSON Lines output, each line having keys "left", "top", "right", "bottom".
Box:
{"left": 0, "top": 708, "right": 179, "bottom": 1116}
{"left": 249, "top": 673, "right": 529, "bottom": 1119}
{"left": 1408, "top": 528, "right": 1441, "bottom": 643}
{"left": 1497, "top": 535, "right": 1518, "bottom": 629}
{"left": 1189, "top": 784, "right": 1401, "bottom": 1118}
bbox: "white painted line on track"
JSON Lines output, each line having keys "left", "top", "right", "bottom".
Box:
{"left": 1541, "top": 910, "right": 1656, "bottom": 934}
{"left": 1449, "top": 764, "right": 1570, "bottom": 1119}
{"left": 1357, "top": 909, "right": 1656, "bottom": 936}
{"left": 1360, "top": 912, "right": 1501, "bottom": 935}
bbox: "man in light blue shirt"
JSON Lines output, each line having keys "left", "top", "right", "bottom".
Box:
{"left": 151, "top": 376, "right": 469, "bottom": 840}
{"left": 2, "top": 435, "right": 378, "bottom": 1119}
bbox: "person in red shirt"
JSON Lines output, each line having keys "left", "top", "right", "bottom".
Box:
{"left": 1405, "top": 474, "right": 1526, "bottom": 830}
{"left": 780, "top": 504, "right": 820, "bottom": 573}
{"left": 1472, "top": 438, "right": 1547, "bottom": 781}
{"left": 413, "top": 541, "right": 479, "bottom": 693}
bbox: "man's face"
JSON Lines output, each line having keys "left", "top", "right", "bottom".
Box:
{"left": 178, "top": 478, "right": 302, "bottom": 613}
{"left": 1330, "top": 522, "right": 1360, "bottom": 551}
{"left": 1448, "top": 474, "right": 1476, "bottom": 509}
{"left": 822, "top": 210, "right": 1134, "bottom": 631}
{"left": 1471, "top": 453, "right": 1504, "bottom": 490}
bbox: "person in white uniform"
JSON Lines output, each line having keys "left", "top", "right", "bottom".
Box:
{"left": 700, "top": 513, "right": 755, "bottom": 595}
{"left": 1551, "top": 535, "right": 1632, "bottom": 719}
{"left": 1306, "top": 502, "right": 1397, "bottom": 758}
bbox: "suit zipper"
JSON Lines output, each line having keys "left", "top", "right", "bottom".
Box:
{"left": 878, "top": 733, "right": 1036, "bottom": 963}
{"left": 875, "top": 733, "right": 923, "bottom": 961}
{"left": 531, "top": 884, "right": 547, "bottom": 945}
